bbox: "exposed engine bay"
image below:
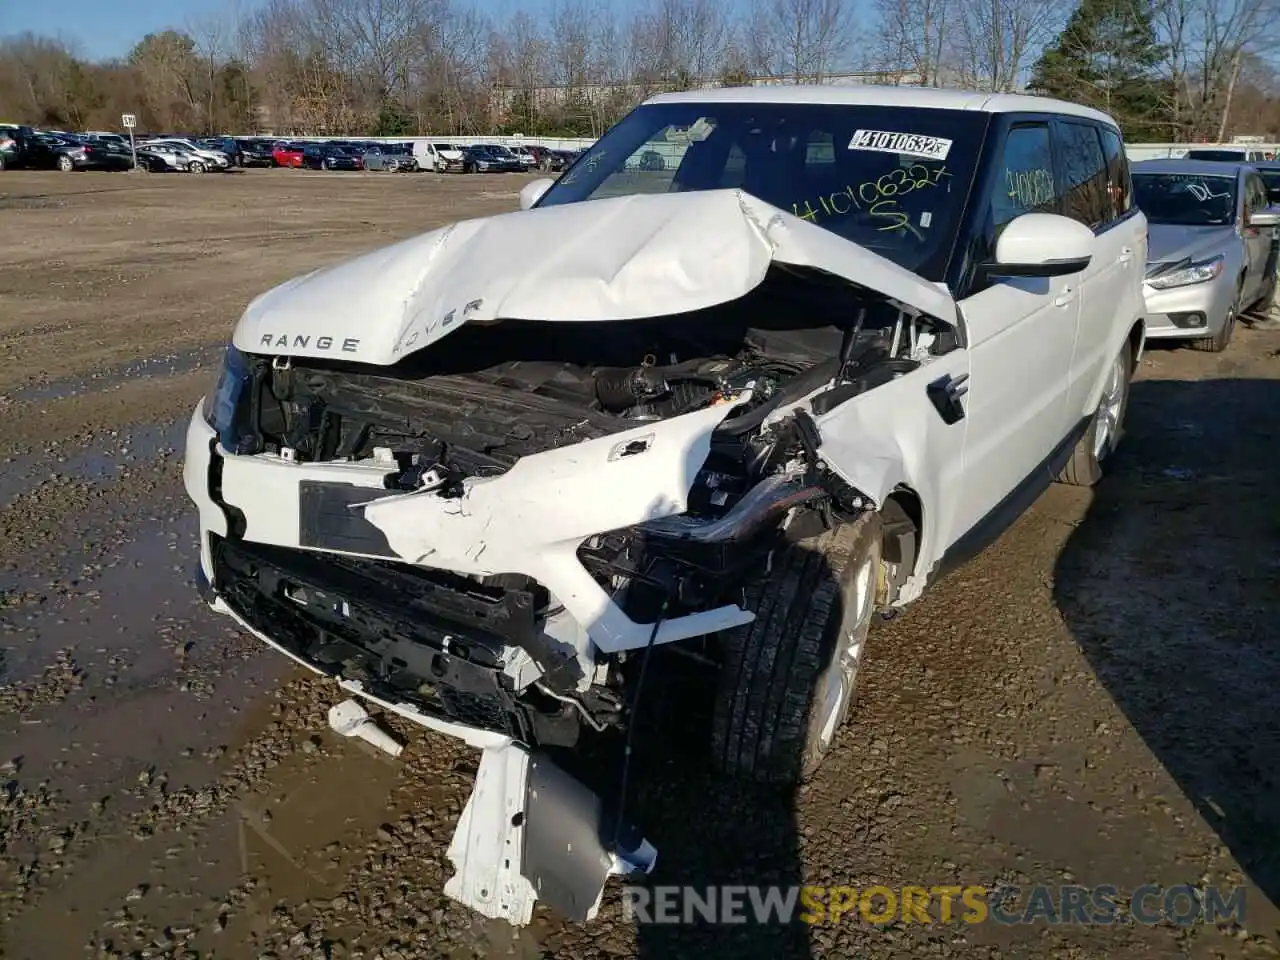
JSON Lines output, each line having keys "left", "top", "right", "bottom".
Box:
{"left": 205, "top": 267, "right": 955, "bottom": 750}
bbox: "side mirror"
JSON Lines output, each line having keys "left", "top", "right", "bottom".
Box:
{"left": 1247, "top": 207, "right": 1280, "bottom": 228}
{"left": 981, "top": 213, "right": 1094, "bottom": 278}
{"left": 519, "top": 177, "right": 555, "bottom": 211}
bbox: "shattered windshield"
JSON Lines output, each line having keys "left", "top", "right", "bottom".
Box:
{"left": 1133, "top": 173, "right": 1238, "bottom": 225}
{"left": 535, "top": 102, "right": 986, "bottom": 280}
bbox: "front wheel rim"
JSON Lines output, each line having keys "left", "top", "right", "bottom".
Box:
{"left": 1092, "top": 352, "right": 1127, "bottom": 461}
{"left": 812, "top": 553, "right": 878, "bottom": 754}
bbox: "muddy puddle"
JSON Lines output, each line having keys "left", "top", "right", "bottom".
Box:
{"left": 0, "top": 418, "right": 185, "bottom": 508}
{"left": 0, "top": 344, "right": 220, "bottom": 406}
{"left": 0, "top": 515, "right": 285, "bottom": 802}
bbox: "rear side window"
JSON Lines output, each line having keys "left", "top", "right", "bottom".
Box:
{"left": 1261, "top": 171, "right": 1280, "bottom": 204}
{"left": 1057, "top": 122, "right": 1109, "bottom": 229}
{"left": 1245, "top": 174, "right": 1268, "bottom": 215}
{"left": 1099, "top": 126, "right": 1132, "bottom": 220}
{"left": 990, "top": 123, "right": 1057, "bottom": 230}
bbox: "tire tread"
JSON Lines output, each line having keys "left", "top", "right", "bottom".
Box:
{"left": 711, "top": 516, "right": 876, "bottom": 784}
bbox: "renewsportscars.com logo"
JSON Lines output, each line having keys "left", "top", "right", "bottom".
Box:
{"left": 621, "top": 884, "right": 1248, "bottom": 926}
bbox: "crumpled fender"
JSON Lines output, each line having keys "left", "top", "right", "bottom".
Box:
{"left": 775, "top": 346, "right": 972, "bottom": 604}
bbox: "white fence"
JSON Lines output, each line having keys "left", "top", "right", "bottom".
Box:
{"left": 1125, "top": 142, "right": 1280, "bottom": 160}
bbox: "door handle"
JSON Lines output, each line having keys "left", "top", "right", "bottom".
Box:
{"left": 1117, "top": 247, "right": 1133, "bottom": 264}
{"left": 1054, "top": 287, "right": 1077, "bottom": 307}
{"left": 927, "top": 373, "right": 969, "bottom": 425}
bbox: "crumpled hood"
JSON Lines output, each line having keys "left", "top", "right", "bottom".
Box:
{"left": 233, "top": 188, "right": 956, "bottom": 365}
{"left": 1146, "top": 223, "right": 1236, "bottom": 271}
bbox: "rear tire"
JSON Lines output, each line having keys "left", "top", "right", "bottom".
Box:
{"left": 711, "top": 513, "right": 883, "bottom": 785}
{"left": 57, "top": 155, "right": 74, "bottom": 172}
{"left": 1058, "top": 339, "right": 1132, "bottom": 486}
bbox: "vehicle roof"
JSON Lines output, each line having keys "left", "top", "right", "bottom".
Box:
{"left": 641, "top": 84, "right": 1120, "bottom": 128}
{"left": 1132, "top": 158, "right": 1250, "bottom": 176}
{"left": 1184, "top": 146, "right": 1250, "bottom": 153}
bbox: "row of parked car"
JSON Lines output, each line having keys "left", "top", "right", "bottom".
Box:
{"left": 254, "top": 138, "right": 580, "bottom": 174}
{"left": 0, "top": 126, "right": 239, "bottom": 173}
{"left": 0, "top": 125, "right": 583, "bottom": 175}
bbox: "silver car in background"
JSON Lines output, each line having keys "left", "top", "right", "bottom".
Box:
{"left": 363, "top": 145, "right": 418, "bottom": 171}
{"left": 1133, "top": 159, "right": 1280, "bottom": 352}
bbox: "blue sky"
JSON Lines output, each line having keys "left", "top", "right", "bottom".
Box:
{"left": 3, "top": 0, "right": 230, "bottom": 60}
{"left": 3, "top": 0, "right": 553, "bottom": 61}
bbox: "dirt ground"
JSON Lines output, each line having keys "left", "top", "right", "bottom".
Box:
{"left": 1, "top": 168, "right": 1278, "bottom": 960}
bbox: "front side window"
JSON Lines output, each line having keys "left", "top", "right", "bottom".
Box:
{"left": 1057, "top": 122, "right": 1110, "bottom": 229}
{"left": 536, "top": 102, "right": 987, "bottom": 281}
{"left": 989, "top": 123, "right": 1057, "bottom": 231}
{"left": 1132, "top": 173, "right": 1238, "bottom": 226}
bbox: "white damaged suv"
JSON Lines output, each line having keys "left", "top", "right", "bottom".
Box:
{"left": 184, "top": 86, "right": 1146, "bottom": 924}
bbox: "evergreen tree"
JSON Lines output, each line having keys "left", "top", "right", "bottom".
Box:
{"left": 373, "top": 100, "right": 412, "bottom": 136}
{"left": 1029, "top": 0, "right": 1170, "bottom": 139}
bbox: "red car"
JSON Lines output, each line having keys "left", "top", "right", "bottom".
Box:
{"left": 272, "top": 141, "right": 306, "bottom": 168}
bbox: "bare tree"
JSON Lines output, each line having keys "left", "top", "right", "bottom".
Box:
{"left": 749, "top": 0, "right": 854, "bottom": 81}
{"left": 128, "top": 30, "right": 202, "bottom": 130}
{"left": 549, "top": 0, "right": 598, "bottom": 88}
{"left": 1152, "top": 0, "right": 1280, "bottom": 139}
{"left": 489, "top": 11, "right": 548, "bottom": 131}
{"left": 953, "top": 0, "right": 1067, "bottom": 92}
{"left": 413, "top": 3, "right": 490, "bottom": 133}
{"left": 629, "top": 0, "right": 732, "bottom": 86}
{"left": 189, "top": 14, "right": 230, "bottom": 132}
{"left": 874, "top": 0, "right": 951, "bottom": 85}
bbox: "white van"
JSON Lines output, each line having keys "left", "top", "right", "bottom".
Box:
{"left": 412, "top": 141, "right": 465, "bottom": 172}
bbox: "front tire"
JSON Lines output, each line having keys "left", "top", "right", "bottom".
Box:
{"left": 1059, "top": 339, "right": 1132, "bottom": 486}
{"left": 1191, "top": 295, "right": 1237, "bottom": 353}
{"left": 188, "top": 160, "right": 206, "bottom": 174}
{"left": 711, "top": 512, "right": 883, "bottom": 785}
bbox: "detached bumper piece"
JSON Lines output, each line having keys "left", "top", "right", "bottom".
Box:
{"left": 446, "top": 744, "right": 657, "bottom": 924}
{"left": 210, "top": 534, "right": 538, "bottom": 740}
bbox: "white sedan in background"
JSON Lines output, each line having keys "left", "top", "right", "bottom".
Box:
{"left": 139, "top": 138, "right": 230, "bottom": 171}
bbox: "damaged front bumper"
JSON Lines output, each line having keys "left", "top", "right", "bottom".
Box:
{"left": 185, "top": 394, "right": 760, "bottom": 659}
{"left": 184, "top": 400, "right": 746, "bottom": 921}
